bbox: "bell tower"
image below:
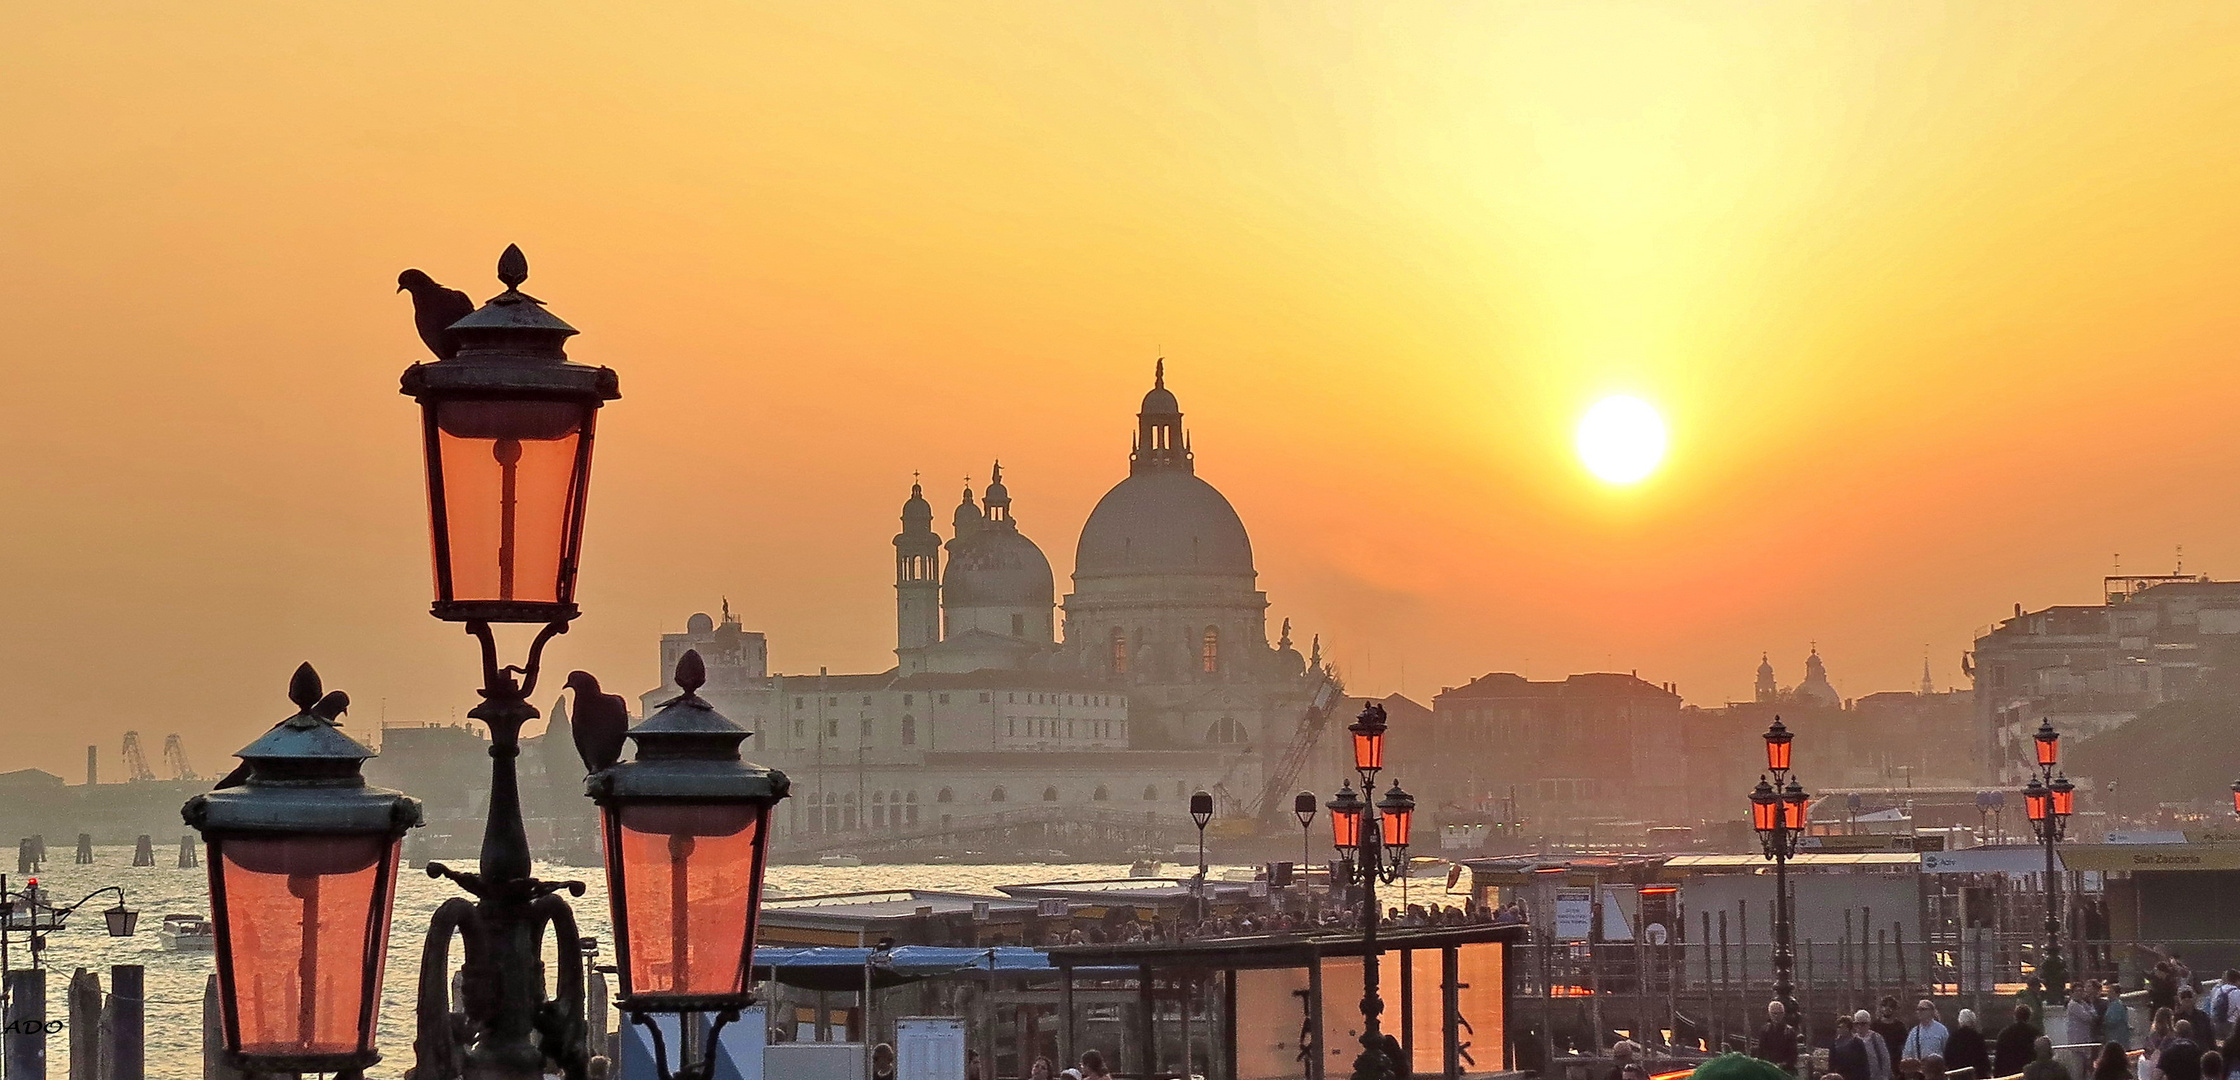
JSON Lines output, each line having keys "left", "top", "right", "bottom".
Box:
{"left": 894, "top": 478, "right": 941, "bottom": 663}
{"left": 1129, "top": 359, "right": 1192, "bottom": 474}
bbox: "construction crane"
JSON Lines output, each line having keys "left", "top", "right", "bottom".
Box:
{"left": 1206, "top": 669, "right": 1346, "bottom": 838}
{"left": 121, "top": 731, "right": 156, "bottom": 782}
{"left": 162, "top": 734, "right": 198, "bottom": 781}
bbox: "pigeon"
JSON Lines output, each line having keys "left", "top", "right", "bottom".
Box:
{"left": 396, "top": 269, "right": 474, "bottom": 361}
{"left": 565, "top": 671, "right": 631, "bottom": 775}
{"left": 213, "top": 691, "right": 349, "bottom": 789}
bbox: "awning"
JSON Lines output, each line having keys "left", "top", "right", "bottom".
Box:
{"left": 2057, "top": 845, "right": 2240, "bottom": 873}
{"left": 1921, "top": 847, "right": 2063, "bottom": 875}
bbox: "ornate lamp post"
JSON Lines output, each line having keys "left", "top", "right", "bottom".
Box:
{"left": 1294, "top": 791, "right": 1317, "bottom": 911}
{"left": 2022, "top": 719, "right": 2073, "bottom": 1003}
{"left": 1749, "top": 718, "right": 1808, "bottom": 1019}
{"left": 182, "top": 664, "right": 423, "bottom": 1080}
{"left": 586, "top": 650, "right": 788, "bottom": 1080}
{"left": 397, "top": 246, "right": 619, "bottom": 1080}
{"left": 1320, "top": 704, "right": 1415, "bottom": 1080}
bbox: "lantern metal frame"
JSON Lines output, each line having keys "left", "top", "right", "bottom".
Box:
{"left": 586, "top": 650, "right": 788, "bottom": 1080}
{"left": 1747, "top": 715, "right": 1807, "bottom": 1019}
{"left": 2022, "top": 718, "right": 2073, "bottom": 1003}
{"left": 1313, "top": 703, "right": 1417, "bottom": 1080}
{"left": 400, "top": 245, "right": 619, "bottom": 628}
{"left": 182, "top": 663, "right": 423, "bottom": 1080}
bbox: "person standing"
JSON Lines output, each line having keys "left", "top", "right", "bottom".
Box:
{"left": 2074, "top": 986, "right": 2111, "bottom": 1076}
{"left": 1999, "top": 1006, "right": 2048, "bottom": 1079}
{"left": 2026, "top": 1037, "right": 2078, "bottom": 1080}
{"left": 2146, "top": 1009, "right": 2178, "bottom": 1080}
{"left": 1859, "top": 1011, "right": 1896, "bottom": 1080}
{"left": 1905, "top": 1001, "right": 1952, "bottom": 1062}
{"left": 1876, "top": 999, "right": 1913, "bottom": 1069}
{"left": 2164, "top": 1022, "right": 2206, "bottom": 1080}
{"left": 1759, "top": 1001, "right": 1800, "bottom": 1072}
{"left": 1946, "top": 1010, "right": 1992, "bottom": 1080}
{"left": 2109, "top": 986, "right": 2137, "bottom": 1052}
{"left": 2181, "top": 989, "right": 2219, "bottom": 1062}
{"left": 1833, "top": 1015, "right": 1873, "bottom": 1080}
{"left": 2211, "top": 972, "right": 2240, "bottom": 1045}
{"left": 2095, "top": 1042, "right": 2136, "bottom": 1080}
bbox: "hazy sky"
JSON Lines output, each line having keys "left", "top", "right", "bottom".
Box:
{"left": 6, "top": 3, "right": 2240, "bottom": 781}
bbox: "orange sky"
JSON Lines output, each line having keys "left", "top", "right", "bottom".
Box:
{"left": 5, "top": 3, "right": 2240, "bottom": 780}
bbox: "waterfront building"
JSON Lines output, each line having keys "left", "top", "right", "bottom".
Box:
{"left": 1425, "top": 672, "right": 1686, "bottom": 832}
{"left": 1969, "top": 574, "right": 2240, "bottom": 779}
{"left": 642, "top": 365, "right": 1334, "bottom": 851}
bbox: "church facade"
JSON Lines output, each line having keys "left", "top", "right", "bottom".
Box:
{"left": 642, "top": 366, "right": 1332, "bottom": 850}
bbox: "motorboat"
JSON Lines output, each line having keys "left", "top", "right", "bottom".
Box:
{"left": 158, "top": 914, "right": 215, "bottom": 951}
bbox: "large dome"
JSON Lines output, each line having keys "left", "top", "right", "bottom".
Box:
{"left": 1074, "top": 469, "right": 1254, "bottom": 579}
{"left": 945, "top": 526, "right": 1055, "bottom": 607}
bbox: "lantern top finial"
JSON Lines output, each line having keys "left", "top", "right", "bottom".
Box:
{"left": 675, "top": 649, "right": 707, "bottom": 697}
{"left": 497, "top": 243, "right": 529, "bottom": 289}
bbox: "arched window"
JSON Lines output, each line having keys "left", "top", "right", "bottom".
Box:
{"left": 1042, "top": 786, "right": 1059, "bottom": 802}
{"left": 937, "top": 788, "right": 954, "bottom": 804}
{"left": 991, "top": 786, "right": 1008, "bottom": 803}
{"left": 1093, "top": 785, "right": 1109, "bottom": 801}
{"left": 1207, "top": 716, "right": 1247, "bottom": 744}
{"left": 1202, "top": 626, "right": 1220, "bottom": 673}
{"left": 871, "top": 791, "right": 885, "bottom": 828}
{"left": 1143, "top": 784, "right": 1159, "bottom": 801}
{"left": 905, "top": 792, "right": 919, "bottom": 826}
{"left": 901, "top": 714, "right": 917, "bottom": 745}
{"left": 1111, "top": 627, "right": 1128, "bottom": 674}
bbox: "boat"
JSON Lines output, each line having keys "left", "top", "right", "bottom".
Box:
{"left": 158, "top": 914, "right": 215, "bottom": 951}
{"left": 817, "top": 853, "right": 864, "bottom": 868}
{"left": 1128, "top": 858, "right": 1161, "bottom": 878}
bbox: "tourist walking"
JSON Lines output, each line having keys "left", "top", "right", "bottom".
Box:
{"left": 2001, "top": 1006, "right": 2048, "bottom": 1079}
{"left": 2026, "top": 1037, "right": 2078, "bottom": 1080}
{"left": 1758, "top": 1001, "right": 1800, "bottom": 1072}
{"left": 1947, "top": 1010, "right": 1992, "bottom": 1080}
{"left": 1860, "top": 1011, "right": 1897, "bottom": 1080}
{"left": 1834, "top": 1015, "right": 1874, "bottom": 1080}
{"left": 1877, "top": 999, "right": 1914, "bottom": 1066}
{"left": 2094, "top": 1042, "right": 2136, "bottom": 1080}
{"left": 1905, "top": 1001, "right": 1953, "bottom": 1061}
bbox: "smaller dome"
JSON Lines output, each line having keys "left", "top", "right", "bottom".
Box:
{"left": 945, "top": 528, "right": 1054, "bottom": 608}
{"left": 1142, "top": 358, "right": 1179, "bottom": 415}
{"left": 901, "top": 482, "right": 932, "bottom": 527}
{"left": 686, "top": 612, "right": 715, "bottom": 634}
{"left": 953, "top": 486, "right": 983, "bottom": 536}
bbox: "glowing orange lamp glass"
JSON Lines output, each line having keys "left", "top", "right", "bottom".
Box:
{"left": 2049, "top": 774, "right": 2075, "bottom": 818}
{"left": 1377, "top": 782, "right": 1415, "bottom": 850}
{"left": 2023, "top": 777, "right": 2050, "bottom": 823}
{"left": 1349, "top": 704, "right": 1388, "bottom": 775}
{"left": 2230, "top": 781, "right": 2240, "bottom": 817}
{"left": 1327, "top": 783, "right": 1364, "bottom": 855}
{"left": 1781, "top": 778, "right": 1809, "bottom": 830}
{"left": 1763, "top": 719, "right": 1793, "bottom": 773}
{"left": 1749, "top": 778, "right": 1780, "bottom": 833}
{"left": 2033, "top": 720, "right": 2060, "bottom": 769}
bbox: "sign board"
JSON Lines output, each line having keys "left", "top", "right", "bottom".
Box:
{"left": 897, "top": 1017, "right": 968, "bottom": 1080}
{"left": 1553, "top": 887, "right": 1593, "bottom": 942}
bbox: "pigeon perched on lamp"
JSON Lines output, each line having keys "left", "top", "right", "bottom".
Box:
{"left": 396, "top": 268, "right": 474, "bottom": 361}
{"left": 565, "top": 670, "right": 631, "bottom": 774}
{"left": 212, "top": 668, "right": 349, "bottom": 789}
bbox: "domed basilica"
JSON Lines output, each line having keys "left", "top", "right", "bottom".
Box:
{"left": 647, "top": 365, "right": 1331, "bottom": 847}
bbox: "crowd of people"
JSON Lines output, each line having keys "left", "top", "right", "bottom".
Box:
{"left": 1745, "top": 961, "right": 2240, "bottom": 1080}
{"left": 1040, "top": 897, "right": 1525, "bottom": 945}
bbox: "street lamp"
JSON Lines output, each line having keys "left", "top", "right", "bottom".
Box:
{"left": 1750, "top": 718, "right": 1807, "bottom": 1019}
{"left": 398, "top": 247, "right": 620, "bottom": 1080}
{"left": 2022, "top": 720, "right": 2073, "bottom": 1003}
{"left": 2229, "top": 780, "right": 2239, "bottom": 817}
{"left": 1189, "top": 791, "right": 1215, "bottom": 921}
{"left": 1294, "top": 791, "right": 1317, "bottom": 911}
{"left": 1319, "top": 704, "right": 1414, "bottom": 1080}
{"left": 182, "top": 663, "right": 422, "bottom": 1080}
{"left": 587, "top": 649, "right": 788, "bottom": 1080}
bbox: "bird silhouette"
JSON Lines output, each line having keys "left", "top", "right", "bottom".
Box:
{"left": 213, "top": 690, "right": 349, "bottom": 789}
{"left": 565, "top": 671, "right": 631, "bottom": 775}
{"left": 396, "top": 269, "right": 474, "bottom": 360}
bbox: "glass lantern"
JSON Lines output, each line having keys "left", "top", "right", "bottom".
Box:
{"left": 1376, "top": 782, "right": 1415, "bottom": 850}
{"left": 1750, "top": 778, "right": 1780, "bottom": 834}
{"left": 1294, "top": 791, "right": 1318, "bottom": 828}
{"left": 1763, "top": 719, "right": 1793, "bottom": 772}
{"left": 1782, "top": 778, "right": 1809, "bottom": 831}
{"left": 1327, "top": 783, "right": 1365, "bottom": 855}
{"left": 1190, "top": 791, "right": 1215, "bottom": 830}
{"left": 2023, "top": 777, "right": 2050, "bottom": 823}
{"left": 2033, "top": 720, "right": 2061, "bottom": 768}
{"left": 1349, "top": 703, "right": 1388, "bottom": 775}
{"left": 182, "top": 664, "right": 421, "bottom": 1078}
{"left": 588, "top": 650, "right": 788, "bottom": 1013}
{"left": 2049, "top": 774, "right": 2075, "bottom": 818}
{"left": 400, "top": 245, "right": 620, "bottom": 624}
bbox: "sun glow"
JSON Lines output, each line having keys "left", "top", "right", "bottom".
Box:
{"left": 1576, "top": 396, "right": 1667, "bottom": 485}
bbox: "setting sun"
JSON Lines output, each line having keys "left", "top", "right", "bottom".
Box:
{"left": 1576, "top": 395, "right": 1668, "bottom": 485}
